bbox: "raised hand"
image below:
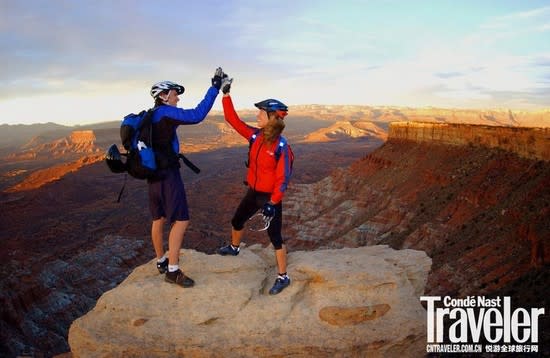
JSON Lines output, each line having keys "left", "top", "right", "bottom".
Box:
{"left": 221, "top": 74, "right": 233, "bottom": 94}
{"left": 211, "top": 67, "right": 224, "bottom": 90}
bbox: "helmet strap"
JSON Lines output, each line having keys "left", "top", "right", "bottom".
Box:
{"left": 159, "top": 92, "right": 169, "bottom": 104}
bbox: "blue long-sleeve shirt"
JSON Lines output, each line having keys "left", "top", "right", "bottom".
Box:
{"left": 151, "top": 86, "right": 218, "bottom": 168}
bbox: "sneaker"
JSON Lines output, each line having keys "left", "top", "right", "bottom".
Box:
{"left": 156, "top": 259, "right": 168, "bottom": 274}
{"left": 269, "top": 276, "right": 291, "bottom": 295}
{"left": 217, "top": 244, "right": 240, "bottom": 256}
{"left": 165, "top": 269, "right": 195, "bottom": 288}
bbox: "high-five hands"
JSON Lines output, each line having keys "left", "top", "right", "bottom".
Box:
{"left": 211, "top": 67, "right": 224, "bottom": 90}
{"left": 221, "top": 74, "right": 233, "bottom": 94}
{"left": 211, "top": 67, "right": 233, "bottom": 93}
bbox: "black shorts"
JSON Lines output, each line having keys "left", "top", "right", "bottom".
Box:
{"left": 232, "top": 188, "right": 284, "bottom": 249}
{"left": 148, "top": 167, "right": 189, "bottom": 223}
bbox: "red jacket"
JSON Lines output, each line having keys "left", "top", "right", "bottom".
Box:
{"left": 223, "top": 96, "right": 292, "bottom": 204}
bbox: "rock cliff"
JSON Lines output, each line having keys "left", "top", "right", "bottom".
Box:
{"left": 289, "top": 105, "right": 550, "bottom": 127}
{"left": 284, "top": 122, "right": 548, "bottom": 300}
{"left": 280, "top": 123, "right": 549, "bottom": 352}
{"left": 69, "top": 245, "right": 431, "bottom": 357}
{"left": 304, "top": 121, "right": 387, "bottom": 142}
{"left": 5, "top": 130, "right": 100, "bottom": 162}
{"left": 388, "top": 122, "right": 549, "bottom": 160}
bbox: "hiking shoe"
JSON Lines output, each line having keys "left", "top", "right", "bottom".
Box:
{"left": 217, "top": 244, "right": 240, "bottom": 256}
{"left": 156, "top": 259, "right": 168, "bottom": 274}
{"left": 165, "top": 270, "right": 195, "bottom": 288}
{"left": 269, "top": 276, "right": 290, "bottom": 295}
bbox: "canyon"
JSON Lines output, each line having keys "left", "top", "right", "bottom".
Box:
{"left": 0, "top": 107, "right": 548, "bottom": 357}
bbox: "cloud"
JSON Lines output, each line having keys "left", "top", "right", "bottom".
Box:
{"left": 0, "top": 1, "right": 233, "bottom": 99}
{"left": 474, "top": 5, "right": 550, "bottom": 47}
{"left": 435, "top": 72, "right": 464, "bottom": 79}
{"left": 1, "top": 1, "right": 550, "bottom": 125}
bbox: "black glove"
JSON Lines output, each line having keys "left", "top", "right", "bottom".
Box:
{"left": 221, "top": 74, "right": 233, "bottom": 94}
{"left": 211, "top": 67, "right": 224, "bottom": 90}
{"left": 262, "top": 202, "right": 276, "bottom": 218}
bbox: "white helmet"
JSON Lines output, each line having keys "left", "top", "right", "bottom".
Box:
{"left": 150, "top": 81, "right": 185, "bottom": 99}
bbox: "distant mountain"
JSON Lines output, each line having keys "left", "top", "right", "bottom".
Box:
{"left": 0, "top": 122, "right": 72, "bottom": 149}
{"left": 0, "top": 113, "right": 343, "bottom": 192}
{"left": 304, "top": 121, "right": 387, "bottom": 142}
{"left": 290, "top": 105, "right": 550, "bottom": 127}
{"left": 75, "top": 120, "right": 119, "bottom": 130}
{"left": 4, "top": 130, "right": 101, "bottom": 162}
{"left": 1, "top": 106, "right": 548, "bottom": 194}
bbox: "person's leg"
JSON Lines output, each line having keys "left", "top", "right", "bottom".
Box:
{"left": 168, "top": 220, "right": 189, "bottom": 265}
{"left": 148, "top": 175, "right": 167, "bottom": 272}
{"left": 267, "top": 204, "right": 286, "bottom": 274}
{"left": 159, "top": 168, "right": 189, "bottom": 266}
{"left": 158, "top": 168, "right": 194, "bottom": 287}
{"left": 267, "top": 201, "right": 290, "bottom": 294}
{"left": 164, "top": 220, "right": 194, "bottom": 287}
{"left": 231, "top": 227, "right": 244, "bottom": 247}
{"left": 267, "top": 201, "right": 284, "bottom": 268}
{"left": 151, "top": 217, "right": 166, "bottom": 259}
{"left": 163, "top": 178, "right": 194, "bottom": 287}
{"left": 219, "top": 189, "right": 260, "bottom": 255}
{"left": 275, "top": 246, "right": 287, "bottom": 274}
{"left": 269, "top": 245, "right": 290, "bottom": 295}
{"left": 231, "top": 189, "right": 261, "bottom": 232}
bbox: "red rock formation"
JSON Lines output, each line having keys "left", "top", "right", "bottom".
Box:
{"left": 285, "top": 123, "right": 549, "bottom": 302}
{"left": 4, "top": 130, "right": 100, "bottom": 162}
{"left": 304, "top": 121, "right": 387, "bottom": 142}
{"left": 69, "top": 130, "right": 95, "bottom": 143}
{"left": 389, "top": 122, "right": 549, "bottom": 160}
{"left": 4, "top": 154, "right": 103, "bottom": 192}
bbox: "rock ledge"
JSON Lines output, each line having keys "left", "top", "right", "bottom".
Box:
{"left": 69, "top": 245, "right": 431, "bottom": 357}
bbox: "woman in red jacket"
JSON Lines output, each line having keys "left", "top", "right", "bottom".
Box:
{"left": 217, "top": 78, "right": 293, "bottom": 295}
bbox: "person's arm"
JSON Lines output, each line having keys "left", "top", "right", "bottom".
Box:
{"left": 222, "top": 95, "right": 256, "bottom": 140}
{"left": 159, "top": 86, "right": 219, "bottom": 125}
{"left": 270, "top": 144, "right": 292, "bottom": 204}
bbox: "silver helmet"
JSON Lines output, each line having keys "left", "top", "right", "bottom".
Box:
{"left": 150, "top": 81, "right": 185, "bottom": 99}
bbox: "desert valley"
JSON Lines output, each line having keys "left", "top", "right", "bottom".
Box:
{"left": 0, "top": 105, "right": 548, "bottom": 357}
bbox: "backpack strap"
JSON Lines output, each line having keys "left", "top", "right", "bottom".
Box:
{"left": 275, "top": 135, "right": 287, "bottom": 162}
{"left": 246, "top": 131, "right": 289, "bottom": 166}
{"left": 178, "top": 153, "right": 201, "bottom": 174}
{"left": 245, "top": 129, "right": 261, "bottom": 168}
{"left": 136, "top": 108, "right": 155, "bottom": 148}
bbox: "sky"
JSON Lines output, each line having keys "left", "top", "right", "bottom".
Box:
{"left": 1, "top": 0, "right": 549, "bottom": 126}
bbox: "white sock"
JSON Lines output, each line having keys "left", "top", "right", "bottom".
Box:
{"left": 168, "top": 264, "right": 179, "bottom": 273}
{"left": 157, "top": 257, "right": 167, "bottom": 263}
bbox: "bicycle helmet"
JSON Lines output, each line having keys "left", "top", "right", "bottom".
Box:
{"left": 254, "top": 98, "right": 288, "bottom": 119}
{"left": 150, "top": 81, "right": 185, "bottom": 99}
{"left": 105, "top": 144, "right": 126, "bottom": 173}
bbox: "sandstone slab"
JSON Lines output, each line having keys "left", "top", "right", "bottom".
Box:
{"left": 69, "top": 245, "right": 431, "bottom": 357}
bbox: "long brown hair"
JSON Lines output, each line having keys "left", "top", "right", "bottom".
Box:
{"left": 262, "top": 112, "right": 286, "bottom": 144}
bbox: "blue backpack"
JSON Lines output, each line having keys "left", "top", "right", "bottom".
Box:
{"left": 120, "top": 108, "right": 157, "bottom": 179}
{"left": 106, "top": 107, "right": 201, "bottom": 202}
